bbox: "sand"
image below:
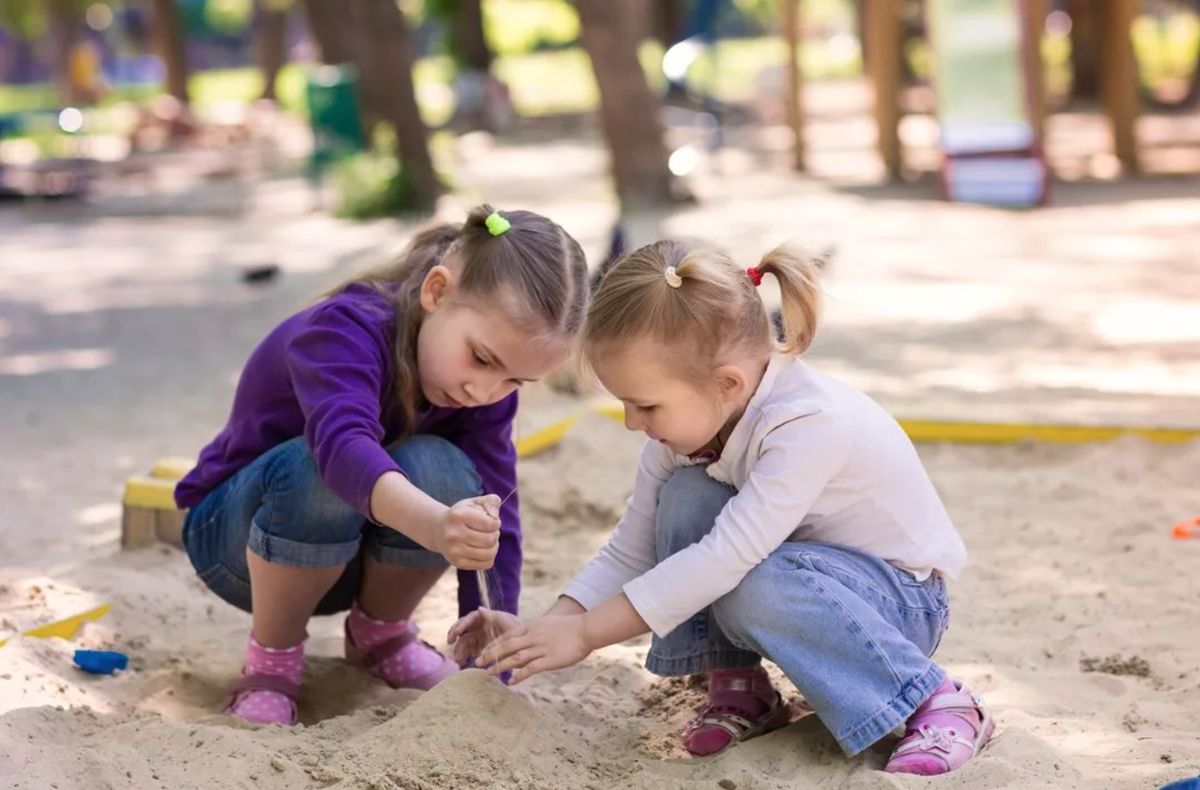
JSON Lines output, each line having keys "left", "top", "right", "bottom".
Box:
{"left": 2, "top": 412, "right": 1199, "bottom": 790}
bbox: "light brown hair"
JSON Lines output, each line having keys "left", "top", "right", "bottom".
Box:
{"left": 330, "top": 204, "right": 589, "bottom": 434}
{"left": 582, "top": 239, "right": 824, "bottom": 380}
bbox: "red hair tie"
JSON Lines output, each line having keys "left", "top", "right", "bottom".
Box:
{"left": 746, "top": 267, "right": 764, "bottom": 287}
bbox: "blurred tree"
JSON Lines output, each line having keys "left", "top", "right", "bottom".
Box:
{"left": 1067, "top": 0, "right": 1100, "bottom": 100}
{"left": 50, "top": 0, "right": 86, "bottom": 103}
{"left": 575, "top": 0, "right": 673, "bottom": 207}
{"left": 254, "top": 0, "right": 289, "bottom": 100}
{"left": 349, "top": 0, "right": 439, "bottom": 210}
{"left": 649, "top": 0, "right": 686, "bottom": 47}
{"left": 298, "top": 0, "right": 385, "bottom": 127}
{"left": 296, "top": 0, "right": 357, "bottom": 66}
{"left": 0, "top": 0, "right": 93, "bottom": 103}
{"left": 149, "top": 0, "right": 191, "bottom": 103}
{"left": 427, "top": 0, "right": 514, "bottom": 132}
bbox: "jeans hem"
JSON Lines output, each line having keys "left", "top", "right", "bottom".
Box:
{"left": 645, "top": 650, "right": 762, "bottom": 678}
{"left": 836, "top": 662, "right": 947, "bottom": 756}
{"left": 247, "top": 520, "right": 361, "bottom": 568}
{"left": 370, "top": 542, "right": 449, "bottom": 568}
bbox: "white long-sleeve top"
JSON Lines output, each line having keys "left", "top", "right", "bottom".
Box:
{"left": 563, "top": 355, "right": 968, "bottom": 638}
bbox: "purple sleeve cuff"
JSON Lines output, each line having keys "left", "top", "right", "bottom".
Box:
{"left": 319, "top": 435, "right": 405, "bottom": 520}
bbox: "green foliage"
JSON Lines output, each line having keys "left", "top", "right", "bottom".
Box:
{"left": 332, "top": 148, "right": 427, "bottom": 218}
{"left": 483, "top": 0, "right": 579, "bottom": 57}
{"left": 332, "top": 126, "right": 430, "bottom": 219}
{"left": 205, "top": 0, "right": 254, "bottom": 34}
{"left": 0, "top": 0, "right": 101, "bottom": 39}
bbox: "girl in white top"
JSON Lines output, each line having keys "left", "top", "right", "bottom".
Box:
{"left": 450, "top": 239, "right": 993, "bottom": 775}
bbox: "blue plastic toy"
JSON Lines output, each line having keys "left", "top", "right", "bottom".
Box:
{"left": 73, "top": 649, "right": 129, "bottom": 675}
{"left": 1161, "top": 777, "right": 1200, "bottom": 790}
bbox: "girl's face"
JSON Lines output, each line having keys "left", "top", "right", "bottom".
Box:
{"left": 592, "top": 340, "right": 751, "bottom": 457}
{"left": 417, "top": 266, "right": 568, "bottom": 409}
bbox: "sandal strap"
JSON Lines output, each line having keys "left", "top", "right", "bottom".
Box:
{"left": 919, "top": 687, "right": 986, "bottom": 716}
{"left": 349, "top": 623, "right": 419, "bottom": 670}
{"left": 891, "top": 724, "right": 977, "bottom": 757}
{"left": 228, "top": 672, "right": 300, "bottom": 699}
{"left": 708, "top": 668, "right": 777, "bottom": 708}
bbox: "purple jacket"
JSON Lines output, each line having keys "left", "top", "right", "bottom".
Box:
{"left": 175, "top": 284, "right": 522, "bottom": 616}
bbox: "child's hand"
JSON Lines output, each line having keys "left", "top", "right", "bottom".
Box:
{"left": 477, "top": 615, "right": 591, "bottom": 684}
{"left": 447, "top": 607, "right": 522, "bottom": 665}
{"left": 436, "top": 495, "right": 501, "bottom": 569}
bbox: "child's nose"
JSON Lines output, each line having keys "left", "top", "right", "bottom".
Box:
{"left": 623, "top": 408, "right": 643, "bottom": 432}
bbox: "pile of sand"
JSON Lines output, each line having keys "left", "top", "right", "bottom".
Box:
{"left": 2, "top": 415, "right": 1199, "bottom": 789}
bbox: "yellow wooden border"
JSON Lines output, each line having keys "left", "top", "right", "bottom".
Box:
{"left": 897, "top": 420, "right": 1200, "bottom": 445}
{"left": 122, "top": 475, "right": 179, "bottom": 510}
{"left": 590, "top": 399, "right": 1200, "bottom": 445}
{"left": 151, "top": 456, "right": 197, "bottom": 480}
{"left": 124, "top": 405, "right": 1196, "bottom": 518}
{"left": 0, "top": 603, "right": 112, "bottom": 649}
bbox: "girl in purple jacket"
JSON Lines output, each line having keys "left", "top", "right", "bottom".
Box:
{"left": 176, "top": 206, "right": 588, "bottom": 725}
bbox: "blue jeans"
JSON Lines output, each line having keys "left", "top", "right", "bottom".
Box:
{"left": 645, "top": 466, "right": 951, "bottom": 756}
{"left": 183, "top": 435, "right": 482, "bottom": 616}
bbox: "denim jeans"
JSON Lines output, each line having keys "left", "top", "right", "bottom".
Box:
{"left": 644, "top": 465, "right": 951, "bottom": 756}
{"left": 182, "top": 435, "right": 483, "bottom": 616}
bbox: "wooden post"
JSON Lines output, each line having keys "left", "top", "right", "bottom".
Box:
{"left": 1101, "top": 0, "right": 1140, "bottom": 174}
{"left": 782, "top": 0, "right": 806, "bottom": 171}
{"left": 863, "top": 0, "right": 902, "bottom": 178}
{"left": 1022, "top": 0, "right": 1047, "bottom": 147}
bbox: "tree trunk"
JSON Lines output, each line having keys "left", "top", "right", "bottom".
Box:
{"left": 149, "top": 0, "right": 190, "bottom": 103}
{"left": 255, "top": 0, "right": 288, "bottom": 101}
{"left": 299, "top": 0, "right": 387, "bottom": 127}
{"left": 576, "top": 0, "right": 673, "bottom": 208}
{"left": 651, "top": 0, "right": 687, "bottom": 47}
{"left": 298, "top": 0, "right": 358, "bottom": 66}
{"left": 49, "top": 0, "right": 83, "bottom": 105}
{"left": 349, "top": 0, "right": 440, "bottom": 210}
{"left": 452, "top": 0, "right": 492, "bottom": 71}
{"left": 1067, "top": 0, "right": 1100, "bottom": 101}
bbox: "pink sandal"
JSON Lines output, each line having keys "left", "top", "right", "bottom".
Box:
{"left": 225, "top": 673, "right": 300, "bottom": 726}
{"left": 344, "top": 619, "right": 458, "bottom": 691}
{"left": 683, "top": 667, "right": 792, "bottom": 757}
{"left": 886, "top": 679, "right": 994, "bottom": 775}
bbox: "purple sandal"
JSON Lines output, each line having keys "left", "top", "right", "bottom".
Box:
{"left": 683, "top": 667, "right": 792, "bottom": 756}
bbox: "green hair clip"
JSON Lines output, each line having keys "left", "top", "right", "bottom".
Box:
{"left": 485, "top": 212, "right": 511, "bottom": 237}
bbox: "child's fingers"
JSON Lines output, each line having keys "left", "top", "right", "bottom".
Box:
{"left": 484, "top": 632, "right": 540, "bottom": 668}
{"left": 488, "top": 646, "right": 546, "bottom": 676}
{"left": 461, "top": 528, "right": 500, "bottom": 549}
{"left": 462, "top": 509, "right": 501, "bottom": 534}
{"left": 511, "top": 658, "right": 552, "bottom": 685}
{"left": 479, "top": 628, "right": 527, "bottom": 666}
{"left": 477, "top": 494, "right": 502, "bottom": 517}
{"left": 453, "top": 636, "right": 481, "bottom": 665}
{"left": 447, "top": 610, "right": 481, "bottom": 643}
{"left": 455, "top": 547, "right": 497, "bottom": 569}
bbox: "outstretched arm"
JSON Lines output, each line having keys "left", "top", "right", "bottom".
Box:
{"left": 477, "top": 593, "right": 649, "bottom": 684}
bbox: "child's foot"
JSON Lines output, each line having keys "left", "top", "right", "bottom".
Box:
{"left": 886, "top": 678, "right": 994, "bottom": 775}
{"left": 683, "top": 666, "right": 791, "bottom": 756}
{"left": 344, "top": 601, "right": 458, "bottom": 691}
{"left": 226, "top": 632, "right": 304, "bottom": 726}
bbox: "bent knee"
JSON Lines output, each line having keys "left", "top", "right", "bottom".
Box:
{"left": 389, "top": 435, "right": 483, "bottom": 506}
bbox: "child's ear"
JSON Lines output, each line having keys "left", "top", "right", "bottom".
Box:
{"left": 713, "top": 364, "right": 750, "bottom": 403}
{"left": 419, "top": 265, "right": 456, "bottom": 312}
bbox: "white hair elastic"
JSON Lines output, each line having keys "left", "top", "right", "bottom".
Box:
{"left": 664, "top": 266, "right": 683, "bottom": 288}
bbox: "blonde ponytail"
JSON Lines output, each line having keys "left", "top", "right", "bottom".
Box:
{"left": 755, "top": 244, "right": 827, "bottom": 354}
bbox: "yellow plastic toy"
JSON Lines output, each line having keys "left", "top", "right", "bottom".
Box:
{"left": 0, "top": 603, "right": 112, "bottom": 649}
